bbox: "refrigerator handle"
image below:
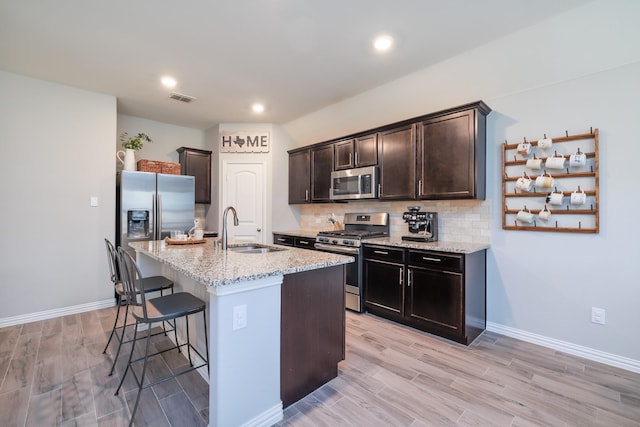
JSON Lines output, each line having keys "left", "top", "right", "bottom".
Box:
{"left": 157, "top": 194, "right": 163, "bottom": 240}
{"left": 152, "top": 194, "right": 157, "bottom": 240}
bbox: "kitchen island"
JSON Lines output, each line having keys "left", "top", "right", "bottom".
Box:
{"left": 129, "top": 239, "right": 353, "bottom": 427}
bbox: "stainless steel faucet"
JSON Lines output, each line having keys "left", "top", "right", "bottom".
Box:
{"left": 222, "top": 206, "right": 239, "bottom": 250}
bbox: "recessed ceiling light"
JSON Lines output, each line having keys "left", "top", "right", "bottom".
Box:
{"left": 252, "top": 103, "right": 265, "bottom": 113}
{"left": 373, "top": 34, "right": 393, "bottom": 52}
{"left": 161, "top": 76, "right": 177, "bottom": 88}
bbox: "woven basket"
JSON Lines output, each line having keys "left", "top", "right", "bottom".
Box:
{"left": 137, "top": 160, "right": 162, "bottom": 173}
{"left": 161, "top": 162, "right": 181, "bottom": 175}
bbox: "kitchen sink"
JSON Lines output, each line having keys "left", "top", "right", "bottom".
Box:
{"left": 228, "top": 244, "right": 287, "bottom": 254}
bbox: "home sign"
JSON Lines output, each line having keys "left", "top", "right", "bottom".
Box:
{"left": 220, "top": 131, "right": 270, "bottom": 153}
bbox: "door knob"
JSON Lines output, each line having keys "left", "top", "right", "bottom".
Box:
{"left": 257, "top": 228, "right": 262, "bottom": 232}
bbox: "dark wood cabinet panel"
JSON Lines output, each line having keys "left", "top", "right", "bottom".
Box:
{"left": 288, "top": 149, "right": 310, "bottom": 204}
{"left": 364, "top": 245, "right": 486, "bottom": 345}
{"left": 281, "top": 265, "right": 345, "bottom": 407}
{"left": 417, "top": 103, "right": 488, "bottom": 200}
{"left": 311, "top": 145, "right": 334, "bottom": 201}
{"left": 334, "top": 139, "right": 355, "bottom": 170}
{"left": 334, "top": 133, "right": 377, "bottom": 170}
{"left": 364, "top": 259, "right": 404, "bottom": 318}
{"left": 354, "top": 133, "right": 378, "bottom": 167}
{"left": 378, "top": 124, "right": 416, "bottom": 199}
{"left": 407, "top": 267, "right": 464, "bottom": 335}
{"left": 177, "top": 147, "right": 212, "bottom": 204}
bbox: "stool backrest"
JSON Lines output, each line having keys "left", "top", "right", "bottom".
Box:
{"left": 116, "top": 248, "right": 149, "bottom": 320}
{"left": 104, "top": 238, "right": 120, "bottom": 285}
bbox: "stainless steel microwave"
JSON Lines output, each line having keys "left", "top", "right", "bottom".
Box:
{"left": 330, "top": 166, "right": 379, "bottom": 200}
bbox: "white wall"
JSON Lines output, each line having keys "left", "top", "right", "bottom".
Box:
{"left": 278, "top": 0, "right": 640, "bottom": 363}
{"left": 0, "top": 70, "right": 116, "bottom": 320}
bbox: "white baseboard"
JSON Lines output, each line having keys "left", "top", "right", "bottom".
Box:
{"left": 487, "top": 321, "right": 640, "bottom": 374}
{"left": 240, "top": 402, "right": 283, "bottom": 427}
{"left": 0, "top": 299, "right": 116, "bottom": 328}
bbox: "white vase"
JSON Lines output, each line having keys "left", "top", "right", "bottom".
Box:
{"left": 116, "top": 149, "right": 137, "bottom": 171}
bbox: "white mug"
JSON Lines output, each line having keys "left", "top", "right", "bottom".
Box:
{"left": 517, "top": 142, "right": 532, "bottom": 155}
{"left": 516, "top": 208, "right": 534, "bottom": 224}
{"left": 570, "top": 188, "right": 587, "bottom": 205}
{"left": 569, "top": 152, "right": 587, "bottom": 167}
{"left": 546, "top": 191, "right": 564, "bottom": 206}
{"left": 545, "top": 154, "right": 566, "bottom": 170}
{"left": 515, "top": 176, "right": 533, "bottom": 192}
{"left": 535, "top": 173, "right": 554, "bottom": 189}
{"left": 526, "top": 158, "right": 543, "bottom": 170}
{"left": 538, "top": 137, "right": 553, "bottom": 150}
{"left": 538, "top": 205, "right": 551, "bottom": 222}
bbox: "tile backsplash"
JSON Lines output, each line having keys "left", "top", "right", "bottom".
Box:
{"left": 299, "top": 200, "right": 490, "bottom": 244}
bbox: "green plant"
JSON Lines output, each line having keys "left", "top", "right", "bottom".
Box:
{"left": 120, "top": 132, "right": 152, "bottom": 150}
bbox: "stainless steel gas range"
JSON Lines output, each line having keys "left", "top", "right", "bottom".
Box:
{"left": 315, "top": 212, "right": 389, "bottom": 312}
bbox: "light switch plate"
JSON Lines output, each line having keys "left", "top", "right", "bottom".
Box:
{"left": 90, "top": 196, "right": 99, "bottom": 207}
{"left": 233, "top": 304, "right": 247, "bottom": 330}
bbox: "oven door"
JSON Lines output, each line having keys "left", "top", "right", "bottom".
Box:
{"left": 314, "top": 243, "right": 362, "bottom": 312}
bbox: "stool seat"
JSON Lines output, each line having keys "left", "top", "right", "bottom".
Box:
{"left": 131, "top": 292, "right": 206, "bottom": 323}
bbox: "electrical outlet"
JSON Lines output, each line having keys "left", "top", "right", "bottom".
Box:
{"left": 233, "top": 304, "right": 247, "bottom": 330}
{"left": 591, "top": 307, "right": 606, "bottom": 325}
{"left": 90, "top": 196, "right": 99, "bottom": 207}
{"left": 315, "top": 217, "right": 322, "bottom": 224}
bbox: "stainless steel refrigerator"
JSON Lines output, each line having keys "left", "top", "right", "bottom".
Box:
{"left": 116, "top": 170, "right": 195, "bottom": 255}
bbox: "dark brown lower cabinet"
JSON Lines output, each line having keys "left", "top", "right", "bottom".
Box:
{"left": 364, "top": 244, "right": 486, "bottom": 345}
{"left": 280, "top": 265, "right": 345, "bottom": 407}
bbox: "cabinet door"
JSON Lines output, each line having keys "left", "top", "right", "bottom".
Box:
{"left": 334, "top": 139, "right": 354, "bottom": 170}
{"left": 407, "top": 266, "right": 463, "bottom": 337}
{"left": 363, "top": 259, "right": 404, "bottom": 317}
{"left": 288, "top": 149, "right": 310, "bottom": 204}
{"left": 177, "top": 148, "right": 212, "bottom": 204}
{"left": 354, "top": 133, "right": 378, "bottom": 167}
{"left": 311, "top": 145, "right": 334, "bottom": 201}
{"left": 418, "top": 109, "right": 480, "bottom": 199}
{"left": 378, "top": 124, "right": 416, "bottom": 199}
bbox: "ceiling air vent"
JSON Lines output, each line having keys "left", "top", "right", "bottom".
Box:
{"left": 169, "top": 92, "right": 196, "bottom": 103}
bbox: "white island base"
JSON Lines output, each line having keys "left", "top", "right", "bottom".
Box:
{"left": 137, "top": 253, "right": 284, "bottom": 426}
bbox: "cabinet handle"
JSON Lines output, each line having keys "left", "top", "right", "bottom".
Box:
{"left": 277, "top": 238, "right": 286, "bottom": 242}
{"left": 418, "top": 180, "right": 422, "bottom": 195}
{"left": 422, "top": 257, "right": 441, "bottom": 262}
{"left": 373, "top": 250, "right": 389, "bottom": 255}
{"left": 349, "top": 153, "right": 352, "bottom": 166}
{"left": 399, "top": 268, "right": 404, "bottom": 286}
{"left": 354, "top": 152, "right": 358, "bottom": 165}
{"left": 305, "top": 189, "right": 309, "bottom": 201}
{"left": 378, "top": 183, "right": 382, "bottom": 198}
{"left": 299, "top": 240, "right": 310, "bottom": 245}
{"left": 408, "top": 269, "right": 413, "bottom": 287}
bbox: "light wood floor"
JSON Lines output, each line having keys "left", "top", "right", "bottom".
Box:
{"left": 1, "top": 307, "right": 639, "bottom": 426}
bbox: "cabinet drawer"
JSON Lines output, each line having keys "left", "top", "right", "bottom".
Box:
{"left": 273, "top": 234, "right": 295, "bottom": 246}
{"left": 295, "top": 237, "right": 316, "bottom": 249}
{"left": 363, "top": 245, "right": 405, "bottom": 263}
{"left": 408, "top": 250, "right": 463, "bottom": 272}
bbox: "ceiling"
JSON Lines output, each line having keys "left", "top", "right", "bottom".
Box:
{"left": 0, "top": 0, "right": 592, "bottom": 130}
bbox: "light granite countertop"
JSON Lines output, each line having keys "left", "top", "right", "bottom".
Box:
{"left": 364, "top": 237, "right": 489, "bottom": 254}
{"left": 129, "top": 239, "right": 354, "bottom": 287}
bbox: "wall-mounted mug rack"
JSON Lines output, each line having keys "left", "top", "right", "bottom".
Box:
{"left": 502, "top": 128, "right": 600, "bottom": 233}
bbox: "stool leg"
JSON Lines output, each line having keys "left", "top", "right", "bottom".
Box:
{"left": 103, "top": 300, "right": 123, "bottom": 354}
{"left": 203, "top": 310, "right": 210, "bottom": 375}
{"left": 185, "top": 314, "right": 193, "bottom": 366}
{"left": 129, "top": 328, "right": 153, "bottom": 426}
{"left": 108, "top": 303, "right": 130, "bottom": 376}
{"left": 115, "top": 321, "right": 138, "bottom": 396}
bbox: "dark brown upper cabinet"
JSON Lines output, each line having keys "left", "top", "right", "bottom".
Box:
{"left": 334, "top": 133, "right": 378, "bottom": 170}
{"left": 288, "top": 148, "right": 311, "bottom": 204}
{"left": 378, "top": 124, "right": 416, "bottom": 200}
{"left": 416, "top": 102, "right": 489, "bottom": 200}
{"left": 177, "top": 147, "right": 212, "bottom": 204}
{"left": 311, "top": 145, "right": 334, "bottom": 201}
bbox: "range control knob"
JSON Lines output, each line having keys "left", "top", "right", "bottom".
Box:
{"left": 332, "top": 239, "right": 338, "bottom": 245}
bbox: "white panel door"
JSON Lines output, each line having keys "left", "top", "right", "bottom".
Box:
{"left": 222, "top": 161, "right": 265, "bottom": 244}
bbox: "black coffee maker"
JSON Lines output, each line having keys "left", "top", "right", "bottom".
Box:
{"left": 401, "top": 206, "right": 438, "bottom": 242}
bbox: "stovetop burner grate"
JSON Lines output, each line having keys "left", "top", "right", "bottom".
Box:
{"left": 317, "top": 230, "right": 387, "bottom": 239}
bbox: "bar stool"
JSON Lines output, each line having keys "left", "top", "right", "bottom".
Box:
{"left": 102, "top": 238, "right": 176, "bottom": 375}
{"left": 114, "top": 247, "right": 209, "bottom": 426}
